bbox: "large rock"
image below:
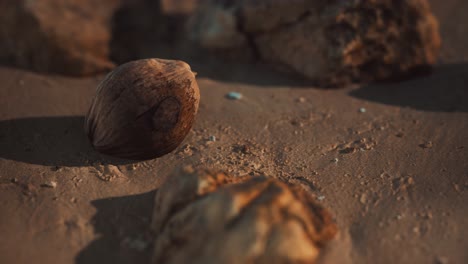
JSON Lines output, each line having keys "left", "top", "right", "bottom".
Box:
{"left": 189, "top": 0, "right": 441, "bottom": 87}
{"left": 151, "top": 167, "right": 337, "bottom": 264}
{"left": 0, "top": 0, "right": 120, "bottom": 76}
{"left": 161, "top": 0, "right": 201, "bottom": 15}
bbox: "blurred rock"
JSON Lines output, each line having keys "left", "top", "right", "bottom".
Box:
{"left": 189, "top": 0, "right": 441, "bottom": 87}
{"left": 0, "top": 0, "right": 118, "bottom": 76}
{"left": 161, "top": 0, "right": 201, "bottom": 15}
{"left": 110, "top": 0, "right": 200, "bottom": 64}
{"left": 151, "top": 167, "right": 337, "bottom": 264}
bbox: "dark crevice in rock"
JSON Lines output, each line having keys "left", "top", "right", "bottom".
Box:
{"left": 234, "top": 7, "right": 261, "bottom": 61}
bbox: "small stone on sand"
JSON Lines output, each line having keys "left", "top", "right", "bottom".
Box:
{"left": 359, "top": 108, "right": 367, "bottom": 113}
{"left": 360, "top": 193, "right": 367, "bottom": 204}
{"left": 419, "top": 141, "right": 433, "bottom": 149}
{"left": 41, "top": 181, "right": 57, "bottom": 188}
{"left": 226, "top": 92, "right": 242, "bottom": 100}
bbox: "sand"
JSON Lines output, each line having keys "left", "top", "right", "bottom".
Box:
{"left": 0, "top": 1, "right": 467, "bottom": 263}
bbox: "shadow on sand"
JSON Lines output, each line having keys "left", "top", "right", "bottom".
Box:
{"left": 0, "top": 116, "right": 133, "bottom": 167}
{"left": 350, "top": 63, "right": 468, "bottom": 113}
{"left": 75, "top": 191, "right": 155, "bottom": 264}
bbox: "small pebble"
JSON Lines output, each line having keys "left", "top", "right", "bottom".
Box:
{"left": 226, "top": 92, "right": 242, "bottom": 100}
{"left": 359, "top": 107, "right": 367, "bottom": 113}
{"left": 360, "top": 193, "right": 367, "bottom": 204}
{"left": 127, "top": 163, "right": 138, "bottom": 171}
{"left": 419, "top": 141, "right": 433, "bottom": 149}
{"left": 208, "top": 135, "right": 216, "bottom": 142}
{"left": 317, "top": 195, "right": 325, "bottom": 201}
{"left": 297, "top": 97, "right": 306, "bottom": 103}
{"left": 332, "top": 158, "right": 339, "bottom": 163}
{"left": 41, "top": 181, "right": 57, "bottom": 188}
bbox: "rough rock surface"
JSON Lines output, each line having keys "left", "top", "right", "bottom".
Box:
{"left": 161, "top": 0, "right": 201, "bottom": 15}
{"left": 151, "top": 167, "right": 337, "bottom": 264}
{"left": 189, "top": 0, "right": 441, "bottom": 87}
{"left": 0, "top": 0, "right": 119, "bottom": 76}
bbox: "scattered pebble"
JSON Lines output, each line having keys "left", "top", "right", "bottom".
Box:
{"left": 419, "top": 141, "right": 433, "bottom": 149}
{"left": 127, "top": 163, "right": 138, "bottom": 171}
{"left": 424, "top": 212, "right": 433, "bottom": 220}
{"left": 339, "top": 147, "right": 356, "bottom": 154}
{"left": 93, "top": 164, "right": 125, "bottom": 182}
{"left": 208, "top": 135, "right": 217, "bottom": 142}
{"left": 226, "top": 92, "right": 242, "bottom": 100}
{"left": 297, "top": 97, "right": 306, "bottom": 103}
{"left": 360, "top": 193, "right": 367, "bottom": 204}
{"left": 18, "top": 79, "right": 25, "bottom": 86}
{"left": 395, "top": 132, "right": 404, "bottom": 138}
{"left": 332, "top": 158, "right": 339, "bottom": 163}
{"left": 41, "top": 181, "right": 57, "bottom": 188}
{"left": 359, "top": 107, "right": 367, "bottom": 113}
{"left": 317, "top": 195, "right": 325, "bottom": 201}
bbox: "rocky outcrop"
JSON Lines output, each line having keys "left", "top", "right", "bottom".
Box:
{"left": 189, "top": 0, "right": 441, "bottom": 87}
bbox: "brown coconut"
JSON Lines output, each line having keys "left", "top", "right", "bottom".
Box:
{"left": 85, "top": 59, "right": 200, "bottom": 160}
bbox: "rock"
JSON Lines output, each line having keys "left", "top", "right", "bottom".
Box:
{"left": 188, "top": 2, "right": 246, "bottom": 50}
{"left": 0, "top": 0, "right": 119, "bottom": 76}
{"left": 161, "top": 0, "right": 201, "bottom": 15}
{"left": 189, "top": 0, "right": 441, "bottom": 87}
{"left": 110, "top": 0, "right": 202, "bottom": 64}
{"left": 151, "top": 167, "right": 337, "bottom": 264}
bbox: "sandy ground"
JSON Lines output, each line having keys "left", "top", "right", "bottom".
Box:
{"left": 1, "top": 2, "right": 468, "bottom": 263}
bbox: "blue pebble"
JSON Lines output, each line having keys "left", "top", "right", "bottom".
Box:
{"left": 226, "top": 92, "right": 242, "bottom": 100}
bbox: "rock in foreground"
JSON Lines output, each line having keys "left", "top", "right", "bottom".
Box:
{"left": 151, "top": 167, "right": 337, "bottom": 264}
{"left": 189, "top": 0, "right": 441, "bottom": 87}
